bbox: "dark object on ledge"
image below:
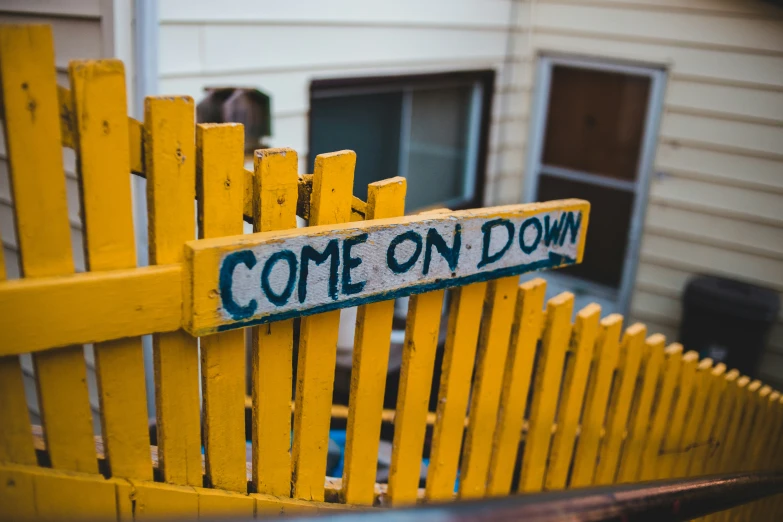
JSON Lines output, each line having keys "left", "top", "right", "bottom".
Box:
{"left": 680, "top": 274, "right": 779, "bottom": 377}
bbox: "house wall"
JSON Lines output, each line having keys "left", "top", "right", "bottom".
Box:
{"left": 522, "top": 0, "right": 783, "bottom": 385}
{"left": 156, "top": 0, "right": 532, "bottom": 206}
{"left": 0, "top": 0, "right": 127, "bottom": 431}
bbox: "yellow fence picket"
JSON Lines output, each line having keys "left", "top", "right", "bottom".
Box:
{"left": 675, "top": 358, "right": 714, "bottom": 479}
{"left": 545, "top": 303, "right": 601, "bottom": 490}
{"left": 594, "top": 323, "right": 646, "bottom": 485}
{"left": 709, "top": 377, "right": 755, "bottom": 522}
{"left": 616, "top": 334, "right": 666, "bottom": 483}
{"left": 486, "top": 278, "right": 546, "bottom": 496}
{"left": 0, "top": 25, "right": 96, "bottom": 474}
{"left": 0, "top": 243, "right": 36, "bottom": 466}
{"left": 69, "top": 58, "right": 153, "bottom": 481}
{"left": 570, "top": 314, "right": 623, "bottom": 487}
{"left": 704, "top": 370, "right": 741, "bottom": 478}
{"left": 343, "top": 177, "right": 407, "bottom": 506}
{"left": 292, "top": 151, "right": 355, "bottom": 501}
{"left": 387, "top": 289, "right": 445, "bottom": 505}
{"left": 518, "top": 292, "right": 574, "bottom": 492}
{"left": 730, "top": 381, "right": 764, "bottom": 473}
{"left": 425, "top": 282, "right": 487, "bottom": 501}
{"left": 747, "top": 391, "right": 782, "bottom": 520}
{"left": 717, "top": 376, "right": 751, "bottom": 475}
{"left": 638, "top": 343, "right": 683, "bottom": 481}
{"left": 251, "top": 147, "right": 299, "bottom": 497}
{"left": 197, "top": 123, "right": 247, "bottom": 492}
{"left": 656, "top": 350, "right": 699, "bottom": 479}
{"left": 687, "top": 363, "right": 727, "bottom": 477}
{"left": 0, "top": 356, "right": 33, "bottom": 465}
{"left": 459, "top": 276, "right": 518, "bottom": 498}
{"left": 748, "top": 386, "right": 774, "bottom": 471}
{"left": 728, "top": 383, "right": 769, "bottom": 522}
{"left": 146, "top": 95, "right": 202, "bottom": 486}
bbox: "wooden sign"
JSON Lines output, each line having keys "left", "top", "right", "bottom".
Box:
{"left": 183, "top": 199, "right": 589, "bottom": 335}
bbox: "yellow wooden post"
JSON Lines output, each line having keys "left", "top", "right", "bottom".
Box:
{"left": 387, "top": 288, "right": 445, "bottom": 505}
{"left": 674, "top": 357, "right": 714, "bottom": 478}
{"left": 343, "top": 177, "right": 407, "bottom": 506}
{"left": 0, "top": 356, "right": 34, "bottom": 465}
{"left": 518, "top": 292, "right": 574, "bottom": 492}
{"left": 759, "top": 396, "right": 783, "bottom": 519}
{"left": 728, "top": 381, "right": 764, "bottom": 473}
{"left": 704, "top": 370, "right": 741, "bottom": 476}
{"left": 145, "top": 95, "right": 202, "bottom": 486}
{"left": 638, "top": 343, "right": 683, "bottom": 482}
{"left": 727, "top": 382, "right": 768, "bottom": 522}
{"left": 746, "top": 390, "right": 782, "bottom": 520}
{"left": 486, "top": 278, "right": 546, "bottom": 496}
{"left": 700, "top": 371, "right": 742, "bottom": 522}
{"left": 425, "top": 282, "right": 487, "bottom": 501}
{"left": 616, "top": 334, "right": 666, "bottom": 483}
{"left": 0, "top": 25, "right": 96, "bottom": 474}
{"left": 594, "top": 323, "right": 647, "bottom": 485}
{"left": 68, "top": 58, "right": 153, "bottom": 481}
{"left": 292, "top": 151, "right": 355, "bottom": 501}
{"left": 0, "top": 243, "right": 36, "bottom": 465}
{"left": 716, "top": 376, "right": 751, "bottom": 474}
{"left": 656, "top": 350, "right": 699, "bottom": 479}
{"left": 545, "top": 303, "right": 601, "bottom": 490}
{"left": 686, "top": 363, "right": 727, "bottom": 477}
{"left": 197, "top": 123, "right": 247, "bottom": 492}
{"left": 570, "top": 314, "right": 623, "bottom": 487}
{"left": 747, "top": 386, "right": 775, "bottom": 471}
{"left": 251, "top": 147, "right": 299, "bottom": 497}
{"left": 459, "top": 276, "right": 519, "bottom": 498}
{"left": 707, "top": 377, "right": 754, "bottom": 522}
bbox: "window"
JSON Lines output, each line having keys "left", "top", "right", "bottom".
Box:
{"left": 309, "top": 71, "right": 494, "bottom": 212}
{"left": 525, "top": 56, "right": 665, "bottom": 314}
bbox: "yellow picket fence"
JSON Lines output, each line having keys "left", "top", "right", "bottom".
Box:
{"left": 0, "top": 24, "right": 782, "bottom": 521}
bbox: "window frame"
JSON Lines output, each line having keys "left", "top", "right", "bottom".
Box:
{"left": 308, "top": 69, "right": 495, "bottom": 212}
{"left": 523, "top": 54, "right": 667, "bottom": 315}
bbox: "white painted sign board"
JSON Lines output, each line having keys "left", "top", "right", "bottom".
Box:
{"left": 183, "top": 199, "right": 589, "bottom": 335}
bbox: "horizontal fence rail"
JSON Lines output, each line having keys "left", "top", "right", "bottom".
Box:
{"left": 275, "top": 472, "right": 783, "bottom": 522}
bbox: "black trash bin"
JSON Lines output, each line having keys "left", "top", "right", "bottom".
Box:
{"left": 680, "top": 275, "right": 780, "bottom": 378}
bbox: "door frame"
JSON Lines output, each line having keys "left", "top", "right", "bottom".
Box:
{"left": 523, "top": 54, "right": 667, "bottom": 315}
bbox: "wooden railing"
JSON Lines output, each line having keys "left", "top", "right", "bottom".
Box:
{"left": 0, "top": 24, "right": 782, "bottom": 521}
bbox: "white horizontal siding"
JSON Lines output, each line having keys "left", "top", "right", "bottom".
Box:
{"left": 529, "top": 31, "right": 783, "bottom": 88}
{"left": 644, "top": 204, "right": 783, "bottom": 260}
{"left": 649, "top": 175, "right": 783, "bottom": 227}
{"left": 582, "top": 0, "right": 783, "bottom": 16}
{"left": 160, "top": 0, "right": 518, "bottom": 28}
{"left": 666, "top": 79, "right": 783, "bottom": 123}
{"left": 535, "top": 2, "right": 783, "bottom": 53}
{"left": 640, "top": 234, "right": 783, "bottom": 292}
{"left": 158, "top": 0, "right": 529, "bottom": 201}
{"left": 659, "top": 112, "right": 783, "bottom": 158}
{"left": 160, "top": 25, "right": 512, "bottom": 77}
{"left": 656, "top": 141, "right": 783, "bottom": 194}
{"left": 1, "top": 0, "right": 101, "bottom": 18}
